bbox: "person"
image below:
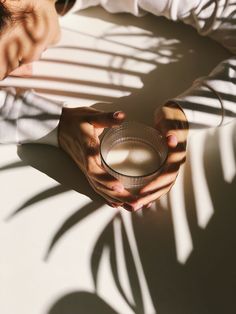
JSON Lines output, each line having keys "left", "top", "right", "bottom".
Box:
{"left": 0, "top": 0, "right": 235, "bottom": 211}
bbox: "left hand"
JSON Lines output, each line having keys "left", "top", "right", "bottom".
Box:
{"left": 58, "top": 106, "right": 136, "bottom": 208}
{"left": 130, "top": 102, "right": 189, "bottom": 210}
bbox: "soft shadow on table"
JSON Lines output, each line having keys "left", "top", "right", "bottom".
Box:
{"left": 45, "top": 124, "right": 236, "bottom": 314}
{"left": 5, "top": 7, "right": 236, "bottom": 314}
{"left": 15, "top": 143, "right": 109, "bottom": 260}
{"left": 129, "top": 125, "right": 236, "bottom": 314}
{"left": 48, "top": 292, "right": 118, "bottom": 314}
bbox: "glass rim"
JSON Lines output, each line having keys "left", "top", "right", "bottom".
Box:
{"left": 100, "top": 121, "right": 169, "bottom": 179}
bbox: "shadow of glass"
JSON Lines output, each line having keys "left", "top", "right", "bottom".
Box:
{"left": 48, "top": 291, "right": 118, "bottom": 314}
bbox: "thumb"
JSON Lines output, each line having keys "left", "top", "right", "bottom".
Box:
{"left": 89, "top": 111, "right": 126, "bottom": 128}
{"left": 167, "top": 133, "right": 178, "bottom": 148}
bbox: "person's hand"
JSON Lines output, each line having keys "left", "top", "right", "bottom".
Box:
{"left": 58, "top": 106, "right": 136, "bottom": 208}
{"left": 130, "top": 102, "right": 189, "bottom": 210}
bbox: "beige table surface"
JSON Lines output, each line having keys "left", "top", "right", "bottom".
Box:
{"left": 0, "top": 7, "right": 235, "bottom": 314}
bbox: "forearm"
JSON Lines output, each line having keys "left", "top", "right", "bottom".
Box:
{"left": 0, "top": 88, "right": 63, "bottom": 145}
{"left": 164, "top": 0, "right": 236, "bottom": 128}
{"left": 169, "top": 57, "right": 236, "bottom": 129}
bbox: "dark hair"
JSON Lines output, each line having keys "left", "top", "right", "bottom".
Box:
{"left": 0, "top": 1, "right": 34, "bottom": 34}
{"left": 0, "top": 2, "right": 12, "bottom": 32}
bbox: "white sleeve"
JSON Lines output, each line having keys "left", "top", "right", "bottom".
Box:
{"left": 166, "top": 0, "right": 236, "bottom": 128}
{"left": 0, "top": 88, "right": 63, "bottom": 146}
{"left": 137, "top": 0, "right": 236, "bottom": 128}
{"left": 69, "top": 0, "right": 141, "bottom": 15}
{"left": 70, "top": 0, "right": 236, "bottom": 128}
{"left": 171, "top": 57, "right": 236, "bottom": 128}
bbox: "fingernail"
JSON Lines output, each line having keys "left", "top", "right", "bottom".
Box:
{"left": 110, "top": 202, "right": 121, "bottom": 208}
{"left": 167, "top": 134, "right": 178, "bottom": 147}
{"left": 146, "top": 202, "right": 153, "bottom": 209}
{"left": 123, "top": 204, "right": 134, "bottom": 212}
{"left": 112, "top": 185, "right": 124, "bottom": 193}
{"left": 113, "top": 111, "right": 124, "bottom": 119}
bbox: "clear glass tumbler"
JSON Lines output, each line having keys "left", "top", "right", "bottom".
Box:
{"left": 100, "top": 122, "right": 168, "bottom": 191}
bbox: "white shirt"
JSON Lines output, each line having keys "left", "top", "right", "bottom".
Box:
{"left": 1, "top": 0, "right": 236, "bottom": 145}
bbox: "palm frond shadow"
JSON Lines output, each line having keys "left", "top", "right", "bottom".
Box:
{"left": 16, "top": 143, "right": 107, "bottom": 260}
{"left": 6, "top": 184, "right": 69, "bottom": 220}
{"left": 91, "top": 213, "right": 144, "bottom": 313}
{"left": 46, "top": 121, "right": 236, "bottom": 314}
{"left": 0, "top": 161, "right": 26, "bottom": 172}
{"left": 91, "top": 214, "right": 136, "bottom": 312}
{"left": 16, "top": 144, "right": 103, "bottom": 202}
{"left": 99, "top": 124, "right": 236, "bottom": 314}
{"left": 4, "top": 7, "right": 217, "bottom": 236}
{"left": 45, "top": 200, "right": 104, "bottom": 260}
{"left": 2, "top": 6, "right": 235, "bottom": 313}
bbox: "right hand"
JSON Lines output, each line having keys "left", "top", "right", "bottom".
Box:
{"left": 58, "top": 106, "right": 137, "bottom": 210}
{"left": 129, "top": 102, "right": 188, "bottom": 210}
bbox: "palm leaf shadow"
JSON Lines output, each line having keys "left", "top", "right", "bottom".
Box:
{"left": 91, "top": 216, "right": 114, "bottom": 289}
{"left": 121, "top": 216, "right": 145, "bottom": 314}
{"left": 2, "top": 8, "right": 235, "bottom": 313}
{"left": 91, "top": 213, "right": 146, "bottom": 314}
{"left": 45, "top": 200, "right": 104, "bottom": 260}
{"left": 0, "top": 161, "right": 27, "bottom": 172}
{"left": 17, "top": 144, "right": 102, "bottom": 200}
{"left": 15, "top": 144, "right": 107, "bottom": 260}
{"left": 91, "top": 213, "right": 135, "bottom": 312}
{"left": 6, "top": 184, "right": 70, "bottom": 220}
{"left": 194, "top": 126, "right": 236, "bottom": 310}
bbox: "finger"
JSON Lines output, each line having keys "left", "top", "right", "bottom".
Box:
{"left": 94, "top": 180, "right": 135, "bottom": 204}
{"left": 140, "top": 169, "right": 178, "bottom": 195}
{"left": 86, "top": 154, "right": 125, "bottom": 192}
{"left": 144, "top": 202, "right": 153, "bottom": 209}
{"left": 88, "top": 111, "right": 126, "bottom": 128}
{"left": 87, "top": 160, "right": 137, "bottom": 204}
{"left": 92, "top": 172, "right": 125, "bottom": 193}
{"left": 131, "top": 185, "right": 172, "bottom": 209}
{"left": 87, "top": 176, "right": 124, "bottom": 207}
{"left": 89, "top": 174, "right": 136, "bottom": 206}
{"left": 167, "top": 151, "right": 186, "bottom": 165}
{"left": 70, "top": 137, "right": 132, "bottom": 202}
{"left": 167, "top": 134, "right": 178, "bottom": 148}
{"left": 9, "top": 63, "right": 33, "bottom": 77}
{"left": 109, "top": 202, "right": 123, "bottom": 208}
